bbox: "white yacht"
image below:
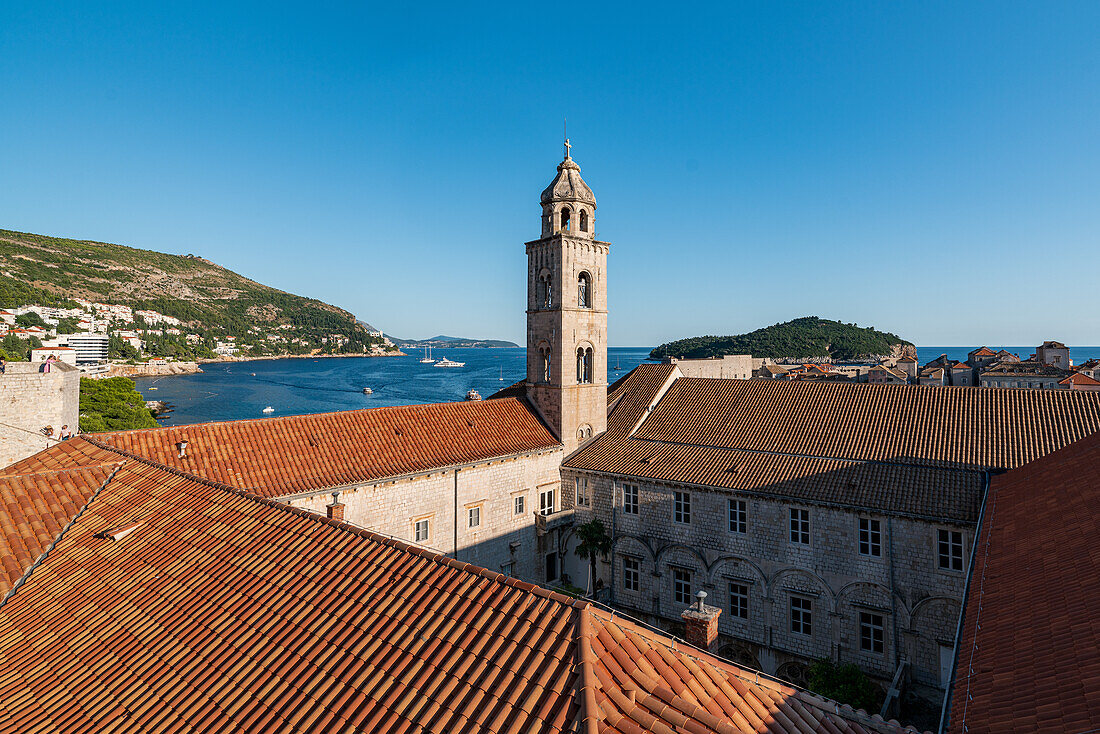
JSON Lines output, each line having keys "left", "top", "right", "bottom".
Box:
{"left": 418, "top": 345, "right": 436, "bottom": 364}
{"left": 435, "top": 356, "right": 465, "bottom": 368}
{"left": 262, "top": 406, "right": 275, "bottom": 414}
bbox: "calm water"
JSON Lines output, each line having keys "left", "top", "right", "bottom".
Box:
{"left": 135, "top": 347, "right": 657, "bottom": 425}
{"left": 136, "top": 345, "right": 1100, "bottom": 426}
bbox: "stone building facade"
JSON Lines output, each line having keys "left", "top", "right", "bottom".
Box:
{"left": 286, "top": 446, "right": 564, "bottom": 582}
{"left": 0, "top": 361, "right": 80, "bottom": 467}
{"left": 661, "top": 355, "right": 753, "bottom": 379}
{"left": 562, "top": 469, "right": 975, "bottom": 695}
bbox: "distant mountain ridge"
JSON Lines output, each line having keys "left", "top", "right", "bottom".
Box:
{"left": 0, "top": 228, "right": 386, "bottom": 357}
{"left": 387, "top": 334, "right": 519, "bottom": 348}
{"left": 651, "top": 316, "right": 912, "bottom": 361}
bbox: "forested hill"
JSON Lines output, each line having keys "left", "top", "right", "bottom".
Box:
{"left": 651, "top": 317, "right": 913, "bottom": 361}
{"left": 0, "top": 229, "right": 385, "bottom": 356}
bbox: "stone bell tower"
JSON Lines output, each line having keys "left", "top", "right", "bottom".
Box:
{"left": 526, "top": 139, "right": 608, "bottom": 455}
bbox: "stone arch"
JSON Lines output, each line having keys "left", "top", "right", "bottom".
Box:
{"left": 655, "top": 542, "right": 708, "bottom": 570}
{"left": 716, "top": 640, "right": 761, "bottom": 671}
{"left": 576, "top": 343, "right": 593, "bottom": 384}
{"left": 579, "top": 208, "right": 589, "bottom": 232}
{"left": 538, "top": 268, "right": 553, "bottom": 309}
{"left": 775, "top": 660, "right": 810, "bottom": 688}
{"left": 560, "top": 206, "right": 572, "bottom": 232}
{"left": 834, "top": 580, "right": 902, "bottom": 618}
{"left": 706, "top": 555, "right": 768, "bottom": 588}
{"left": 536, "top": 341, "right": 552, "bottom": 383}
{"left": 577, "top": 270, "right": 592, "bottom": 308}
{"left": 613, "top": 534, "right": 656, "bottom": 563}
{"left": 769, "top": 567, "right": 836, "bottom": 607}
{"left": 909, "top": 595, "right": 960, "bottom": 631}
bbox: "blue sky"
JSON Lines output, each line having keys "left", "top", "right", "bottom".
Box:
{"left": 3, "top": 2, "right": 1099, "bottom": 346}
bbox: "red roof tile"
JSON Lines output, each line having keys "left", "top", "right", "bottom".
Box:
{"left": 0, "top": 464, "right": 118, "bottom": 593}
{"left": 0, "top": 453, "right": 920, "bottom": 733}
{"left": 1059, "top": 372, "right": 1100, "bottom": 386}
{"left": 10, "top": 399, "right": 559, "bottom": 498}
{"left": 947, "top": 431, "right": 1100, "bottom": 733}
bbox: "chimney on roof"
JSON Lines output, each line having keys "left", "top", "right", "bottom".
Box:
{"left": 176, "top": 440, "right": 188, "bottom": 459}
{"left": 327, "top": 491, "right": 344, "bottom": 521}
{"left": 681, "top": 590, "right": 722, "bottom": 651}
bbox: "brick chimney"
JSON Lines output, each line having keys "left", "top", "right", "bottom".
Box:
{"left": 681, "top": 590, "right": 722, "bottom": 650}
{"left": 326, "top": 491, "right": 344, "bottom": 521}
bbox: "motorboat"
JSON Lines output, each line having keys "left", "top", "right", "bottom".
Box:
{"left": 465, "top": 389, "right": 482, "bottom": 401}
{"left": 363, "top": 387, "right": 373, "bottom": 394}
{"left": 419, "top": 345, "right": 436, "bottom": 364}
{"left": 435, "top": 356, "right": 465, "bottom": 368}
{"left": 262, "top": 406, "right": 275, "bottom": 414}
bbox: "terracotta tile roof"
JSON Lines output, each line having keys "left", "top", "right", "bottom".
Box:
{"left": 980, "top": 360, "right": 1070, "bottom": 378}
{"left": 0, "top": 464, "right": 118, "bottom": 593}
{"left": 11, "top": 399, "right": 560, "bottom": 497}
{"left": 946, "top": 431, "right": 1100, "bottom": 733}
{"left": 2, "top": 437, "right": 122, "bottom": 475}
{"left": 1059, "top": 372, "right": 1100, "bottom": 386}
{"left": 968, "top": 347, "right": 997, "bottom": 357}
{"left": 1039, "top": 340, "right": 1067, "bottom": 349}
{"left": 487, "top": 378, "right": 528, "bottom": 400}
{"left": 0, "top": 453, "right": 920, "bottom": 734}
{"left": 605, "top": 364, "right": 678, "bottom": 435}
{"left": 565, "top": 377, "right": 1100, "bottom": 518}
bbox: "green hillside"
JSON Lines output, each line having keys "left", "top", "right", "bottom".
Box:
{"left": 651, "top": 317, "right": 912, "bottom": 361}
{"left": 0, "top": 229, "right": 385, "bottom": 357}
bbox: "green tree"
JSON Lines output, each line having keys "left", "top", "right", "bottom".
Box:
{"left": 78, "top": 377, "right": 159, "bottom": 432}
{"left": 1, "top": 334, "right": 39, "bottom": 361}
{"left": 573, "top": 518, "right": 613, "bottom": 597}
{"left": 108, "top": 334, "right": 141, "bottom": 361}
{"left": 15, "top": 312, "right": 47, "bottom": 329}
{"left": 806, "top": 659, "right": 882, "bottom": 713}
{"left": 55, "top": 317, "right": 82, "bottom": 334}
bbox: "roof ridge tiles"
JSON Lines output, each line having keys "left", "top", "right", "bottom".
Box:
{"left": 0, "top": 461, "right": 126, "bottom": 479}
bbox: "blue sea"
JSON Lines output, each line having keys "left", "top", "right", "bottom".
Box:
{"left": 135, "top": 346, "right": 1100, "bottom": 426}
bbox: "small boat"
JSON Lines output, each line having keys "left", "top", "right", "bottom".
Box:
{"left": 465, "top": 389, "right": 482, "bottom": 401}
{"left": 262, "top": 406, "right": 275, "bottom": 414}
{"left": 499, "top": 365, "right": 504, "bottom": 381}
{"left": 148, "top": 387, "right": 157, "bottom": 390}
{"left": 419, "top": 345, "right": 436, "bottom": 364}
{"left": 362, "top": 387, "right": 373, "bottom": 394}
{"left": 251, "top": 372, "right": 256, "bottom": 376}
{"left": 613, "top": 355, "right": 623, "bottom": 371}
{"left": 435, "top": 356, "right": 465, "bottom": 368}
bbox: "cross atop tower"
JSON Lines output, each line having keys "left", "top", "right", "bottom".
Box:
{"left": 564, "top": 137, "right": 571, "bottom": 160}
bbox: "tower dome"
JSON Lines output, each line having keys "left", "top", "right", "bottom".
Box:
{"left": 540, "top": 139, "right": 596, "bottom": 237}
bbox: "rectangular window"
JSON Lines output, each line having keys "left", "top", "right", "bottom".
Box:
{"left": 545, "top": 552, "right": 558, "bottom": 581}
{"left": 468, "top": 506, "right": 481, "bottom": 529}
{"left": 539, "top": 487, "right": 555, "bottom": 516}
{"left": 673, "top": 491, "right": 691, "bottom": 524}
{"left": 859, "top": 517, "right": 882, "bottom": 557}
{"left": 575, "top": 477, "right": 590, "bottom": 508}
{"left": 860, "top": 612, "right": 884, "bottom": 654}
{"left": 673, "top": 568, "right": 693, "bottom": 606}
{"left": 789, "top": 508, "right": 810, "bottom": 545}
{"left": 728, "top": 498, "right": 747, "bottom": 534}
{"left": 414, "top": 518, "right": 429, "bottom": 543}
{"left": 729, "top": 582, "right": 749, "bottom": 620}
{"left": 938, "top": 528, "right": 964, "bottom": 571}
{"left": 622, "top": 483, "right": 639, "bottom": 515}
{"left": 514, "top": 495, "right": 525, "bottom": 516}
{"left": 501, "top": 561, "right": 515, "bottom": 576}
{"left": 790, "top": 596, "right": 813, "bottom": 636}
{"left": 623, "top": 557, "right": 640, "bottom": 592}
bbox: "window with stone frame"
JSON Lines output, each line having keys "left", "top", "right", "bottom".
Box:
{"left": 514, "top": 494, "right": 526, "bottom": 516}
{"left": 414, "top": 517, "right": 430, "bottom": 543}
{"left": 579, "top": 209, "right": 589, "bottom": 232}
{"left": 728, "top": 498, "right": 747, "bottom": 534}
{"left": 501, "top": 561, "right": 515, "bottom": 577}
{"left": 622, "top": 557, "right": 640, "bottom": 592}
{"left": 673, "top": 490, "right": 691, "bottom": 524}
{"left": 729, "top": 582, "right": 749, "bottom": 620}
{"left": 622, "top": 483, "right": 639, "bottom": 515}
{"left": 859, "top": 517, "right": 882, "bottom": 557}
{"left": 789, "top": 508, "right": 810, "bottom": 545}
{"left": 937, "top": 528, "right": 964, "bottom": 571}
{"left": 468, "top": 506, "right": 481, "bottom": 529}
{"left": 859, "top": 612, "right": 884, "bottom": 654}
{"left": 539, "top": 486, "right": 555, "bottom": 515}
{"left": 575, "top": 477, "right": 590, "bottom": 507}
{"left": 790, "top": 596, "right": 812, "bottom": 636}
{"left": 672, "top": 567, "right": 693, "bottom": 606}
{"left": 578, "top": 272, "right": 592, "bottom": 308}
{"left": 576, "top": 347, "right": 593, "bottom": 384}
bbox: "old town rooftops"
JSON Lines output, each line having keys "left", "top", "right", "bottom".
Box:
{"left": 0, "top": 449, "right": 921, "bottom": 733}
{"left": 979, "top": 360, "right": 1071, "bottom": 377}
{"left": 564, "top": 365, "right": 1100, "bottom": 519}
{"left": 946, "top": 431, "right": 1100, "bottom": 734}
{"left": 6, "top": 398, "right": 561, "bottom": 498}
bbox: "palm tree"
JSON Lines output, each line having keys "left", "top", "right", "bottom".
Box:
{"left": 573, "top": 518, "right": 612, "bottom": 598}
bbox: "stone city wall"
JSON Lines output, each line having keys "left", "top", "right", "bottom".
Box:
{"left": 0, "top": 362, "right": 80, "bottom": 468}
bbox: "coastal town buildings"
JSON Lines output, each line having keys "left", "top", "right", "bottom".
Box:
{"left": 2, "top": 145, "right": 1100, "bottom": 731}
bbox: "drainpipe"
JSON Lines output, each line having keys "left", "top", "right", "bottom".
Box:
{"left": 887, "top": 517, "right": 901, "bottom": 672}
{"left": 453, "top": 469, "right": 459, "bottom": 560}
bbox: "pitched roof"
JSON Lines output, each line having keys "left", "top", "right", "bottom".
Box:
{"left": 947, "top": 431, "right": 1100, "bottom": 733}
{"left": 0, "top": 451, "right": 919, "bottom": 734}
{"left": 968, "top": 347, "right": 997, "bottom": 357}
{"left": 1059, "top": 372, "right": 1100, "bottom": 386}
{"left": 1039, "top": 340, "right": 1067, "bottom": 349}
{"left": 0, "top": 464, "right": 118, "bottom": 593}
{"left": 566, "top": 377, "right": 1100, "bottom": 519}
{"left": 8, "top": 399, "right": 560, "bottom": 497}
{"left": 979, "top": 360, "right": 1070, "bottom": 377}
